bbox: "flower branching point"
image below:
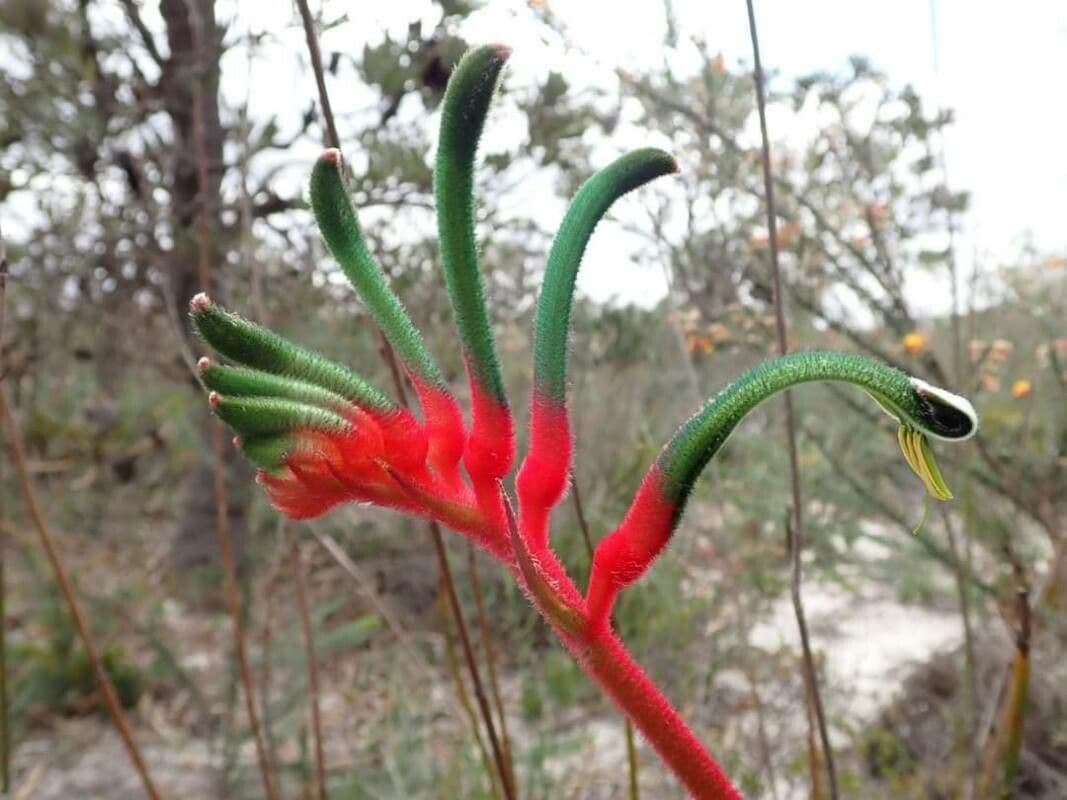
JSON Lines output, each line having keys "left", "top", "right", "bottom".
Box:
{"left": 189, "top": 45, "right": 978, "bottom": 799}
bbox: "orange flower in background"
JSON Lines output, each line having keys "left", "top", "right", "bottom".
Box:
{"left": 1044, "top": 256, "right": 1066, "bottom": 270}
{"left": 686, "top": 333, "right": 714, "bottom": 355}
{"left": 776, "top": 221, "right": 800, "bottom": 248}
{"left": 989, "top": 339, "right": 1014, "bottom": 364}
{"left": 902, "top": 331, "right": 927, "bottom": 356}
{"left": 711, "top": 53, "right": 727, "bottom": 75}
{"left": 707, "top": 322, "right": 730, "bottom": 344}
{"left": 866, "top": 201, "right": 891, "bottom": 227}
{"left": 1011, "top": 379, "right": 1033, "bottom": 399}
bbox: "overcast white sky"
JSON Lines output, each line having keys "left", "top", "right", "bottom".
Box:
{"left": 73, "top": 1, "right": 1067, "bottom": 313}
{"left": 268, "top": 0, "right": 1065, "bottom": 312}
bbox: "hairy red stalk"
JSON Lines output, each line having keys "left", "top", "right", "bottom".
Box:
{"left": 500, "top": 500, "right": 740, "bottom": 799}
{"left": 515, "top": 398, "right": 572, "bottom": 552}
{"left": 409, "top": 374, "right": 469, "bottom": 495}
{"left": 586, "top": 467, "right": 676, "bottom": 625}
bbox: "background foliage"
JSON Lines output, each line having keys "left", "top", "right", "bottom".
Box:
{"left": 1, "top": 1, "right": 1064, "bottom": 797}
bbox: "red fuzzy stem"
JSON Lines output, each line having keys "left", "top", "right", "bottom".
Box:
{"left": 585, "top": 466, "right": 676, "bottom": 624}
{"left": 574, "top": 626, "right": 742, "bottom": 799}
{"left": 464, "top": 375, "right": 515, "bottom": 545}
{"left": 372, "top": 407, "right": 428, "bottom": 474}
{"left": 504, "top": 510, "right": 740, "bottom": 799}
{"left": 410, "top": 377, "right": 468, "bottom": 494}
{"left": 516, "top": 398, "right": 572, "bottom": 551}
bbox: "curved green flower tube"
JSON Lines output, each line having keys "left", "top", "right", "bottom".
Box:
{"left": 310, "top": 150, "right": 444, "bottom": 389}
{"left": 200, "top": 361, "right": 352, "bottom": 414}
{"left": 585, "top": 351, "right": 977, "bottom": 624}
{"left": 434, "top": 44, "right": 511, "bottom": 404}
{"left": 533, "top": 148, "right": 678, "bottom": 405}
{"left": 658, "top": 351, "right": 976, "bottom": 507}
{"left": 190, "top": 294, "right": 393, "bottom": 412}
{"left": 516, "top": 148, "right": 677, "bottom": 551}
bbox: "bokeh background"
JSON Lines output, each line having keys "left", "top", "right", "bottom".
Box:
{"left": 1, "top": 1, "right": 1065, "bottom": 797}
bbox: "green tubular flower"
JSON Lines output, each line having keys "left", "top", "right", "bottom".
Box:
{"left": 200, "top": 361, "right": 352, "bottom": 413}
{"left": 190, "top": 294, "right": 393, "bottom": 412}
{"left": 310, "top": 150, "right": 444, "bottom": 389}
{"left": 238, "top": 435, "right": 296, "bottom": 473}
{"left": 533, "top": 148, "right": 678, "bottom": 405}
{"left": 434, "top": 44, "right": 511, "bottom": 403}
{"left": 516, "top": 148, "right": 678, "bottom": 551}
{"left": 208, "top": 393, "right": 351, "bottom": 440}
{"left": 658, "top": 352, "right": 977, "bottom": 509}
{"left": 585, "top": 350, "right": 978, "bottom": 625}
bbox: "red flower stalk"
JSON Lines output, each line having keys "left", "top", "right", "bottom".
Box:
{"left": 190, "top": 45, "right": 978, "bottom": 798}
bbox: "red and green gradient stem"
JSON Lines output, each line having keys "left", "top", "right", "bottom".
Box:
{"left": 311, "top": 150, "right": 467, "bottom": 489}
{"left": 517, "top": 149, "right": 677, "bottom": 551}
{"left": 434, "top": 45, "right": 517, "bottom": 525}
{"left": 586, "top": 351, "right": 978, "bottom": 624}
{"left": 501, "top": 499, "right": 740, "bottom": 799}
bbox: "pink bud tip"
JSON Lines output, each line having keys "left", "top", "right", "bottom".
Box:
{"left": 321, "top": 148, "right": 342, "bottom": 167}
{"left": 232, "top": 436, "right": 243, "bottom": 448}
{"left": 190, "top": 292, "right": 212, "bottom": 311}
{"left": 208, "top": 391, "right": 221, "bottom": 409}
{"left": 492, "top": 44, "right": 513, "bottom": 60}
{"left": 197, "top": 356, "right": 212, "bottom": 372}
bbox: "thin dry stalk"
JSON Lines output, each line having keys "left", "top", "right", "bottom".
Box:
{"left": 941, "top": 507, "right": 979, "bottom": 749}
{"left": 428, "top": 525, "right": 515, "bottom": 799}
{"left": 746, "top": 3, "right": 838, "bottom": 797}
{"left": 293, "top": 4, "right": 514, "bottom": 796}
{"left": 0, "top": 225, "right": 10, "bottom": 794}
{"left": 978, "top": 573, "right": 1033, "bottom": 799}
{"left": 571, "top": 478, "right": 640, "bottom": 799}
{"left": 440, "top": 580, "right": 502, "bottom": 800}
{"left": 295, "top": 0, "right": 340, "bottom": 152}
{"left": 803, "top": 681, "right": 823, "bottom": 799}
{"left": 0, "top": 390, "right": 162, "bottom": 800}
{"left": 257, "top": 530, "right": 291, "bottom": 778}
{"left": 310, "top": 527, "right": 524, "bottom": 790}
{"left": 466, "top": 541, "right": 515, "bottom": 789}
{"left": 290, "top": 528, "right": 328, "bottom": 800}
{"left": 1000, "top": 589, "right": 1031, "bottom": 795}
{"left": 185, "top": 3, "right": 279, "bottom": 796}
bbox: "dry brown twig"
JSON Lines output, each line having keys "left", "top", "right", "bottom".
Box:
{"left": 746, "top": 2, "right": 839, "bottom": 797}
{"left": 0, "top": 390, "right": 163, "bottom": 800}
{"left": 0, "top": 223, "right": 10, "bottom": 795}
{"left": 185, "top": 0, "right": 280, "bottom": 796}
{"left": 289, "top": 525, "right": 328, "bottom": 800}
{"left": 293, "top": 2, "right": 515, "bottom": 796}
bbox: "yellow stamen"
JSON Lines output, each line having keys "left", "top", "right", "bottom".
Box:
{"left": 897, "top": 425, "right": 954, "bottom": 502}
